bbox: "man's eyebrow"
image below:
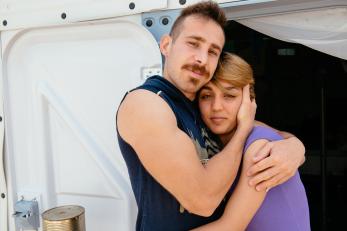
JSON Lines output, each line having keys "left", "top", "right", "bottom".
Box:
{"left": 211, "top": 44, "right": 222, "bottom": 52}
{"left": 187, "top": 36, "right": 222, "bottom": 52}
{"left": 187, "top": 35, "right": 205, "bottom": 41}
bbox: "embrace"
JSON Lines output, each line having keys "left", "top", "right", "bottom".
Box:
{"left": 117, "top": 1, "right": 310, "bottom": 231}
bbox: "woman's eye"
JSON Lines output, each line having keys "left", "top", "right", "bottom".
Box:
{"left": 200, "top": 94, "right": 211, "bottom": 100}
{"left": 224, "top": 94, "right": 235, "bottom": 99}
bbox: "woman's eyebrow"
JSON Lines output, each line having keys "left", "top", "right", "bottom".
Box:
{"left": 225, "top": 86, "right": 238, "bottom": 91}
{"left": 201, "top": 86, "right": 213, "bottom": 91}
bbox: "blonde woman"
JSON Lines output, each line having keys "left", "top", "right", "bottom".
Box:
{"left": 195, "top": 53, "right": 310, "bottom": 231}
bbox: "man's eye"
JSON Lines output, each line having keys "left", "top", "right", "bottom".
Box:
{"left": 188, "top": 41, "right": 198, "bottom": 47}
{"left": 209, "top": 50, "right": 218, "bottom": 56}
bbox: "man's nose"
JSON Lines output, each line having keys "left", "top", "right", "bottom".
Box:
{"left": 195, "top": 49, "right": 208, "bottom": 65}
{"left": 212, "top": 97, "right": 223, "bottom": 111}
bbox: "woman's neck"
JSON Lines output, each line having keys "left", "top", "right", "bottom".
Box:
{"left": 219, "top": 129, "right": 236, "bottom": 146}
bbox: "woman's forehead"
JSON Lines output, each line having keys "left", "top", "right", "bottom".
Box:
{"left": 203, "top": 80, "right": 238, "bottom": 90}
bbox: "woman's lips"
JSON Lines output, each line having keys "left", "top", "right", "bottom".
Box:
{"left": 210, "top": 117, "right": 227, "bottom": 124}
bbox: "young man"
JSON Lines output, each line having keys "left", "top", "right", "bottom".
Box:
{"left": 117, "top": 1, "right": 305, "bottom": 230}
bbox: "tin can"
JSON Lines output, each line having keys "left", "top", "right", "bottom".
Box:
{"left": 42, "top": 205, "right": 85, "bottom": 231}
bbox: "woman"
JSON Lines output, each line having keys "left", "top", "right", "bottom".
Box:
{"left": 194, "top": 53, "right": 310, "bottom": 231}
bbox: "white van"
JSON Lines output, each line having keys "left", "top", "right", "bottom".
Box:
{"left": 1, "top": 0, "right": 346, "bottom": 230}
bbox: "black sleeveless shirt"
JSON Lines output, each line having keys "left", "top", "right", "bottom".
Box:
{"left": 117, "top": 76, "right": 226, "bottom": 230}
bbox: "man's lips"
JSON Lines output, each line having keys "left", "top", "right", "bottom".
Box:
{"left": 189, "top": 69, "right": 205, "bottom": 78}
{"left": 182, "top": 64, "right": 208, "bottom": 78}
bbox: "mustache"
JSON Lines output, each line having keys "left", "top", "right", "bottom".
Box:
{"left": 182, "top": 63, "right": 209, "bottom": 77}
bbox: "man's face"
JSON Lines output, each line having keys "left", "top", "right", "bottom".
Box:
{"left": 161, "top": 15, "right": 225, "bottom": 100}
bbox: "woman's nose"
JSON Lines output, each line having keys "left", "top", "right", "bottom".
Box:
{"left": 212, "top": 97, "right": 223, "bottom": 111}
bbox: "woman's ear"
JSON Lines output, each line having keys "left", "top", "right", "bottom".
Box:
{"left": 160, "top": 34, "right": 172, "bottom": 57}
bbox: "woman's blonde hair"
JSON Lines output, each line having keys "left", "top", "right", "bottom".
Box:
{"left": 212, "top": 52, "right": 255, "bottom": 99}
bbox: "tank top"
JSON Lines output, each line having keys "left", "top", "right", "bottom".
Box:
{"left": 116, "top": 76, "right": 225, "bottom": 231}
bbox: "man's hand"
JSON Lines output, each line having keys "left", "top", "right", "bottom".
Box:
{"left": 237, "top": 85, "right": 256, "bottom": 133}
{"left": 246, "top": 136, "right": 305, "bottom": 191}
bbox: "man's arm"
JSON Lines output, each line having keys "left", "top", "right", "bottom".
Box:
{"left": 191, "top": 139, "right": 268, "bottom": 231}
{"left": 248, "top": 121, "right": 306, "bottom": 191}
{"left": 117, "top": 88, "right": 255, "bottom": 216}
{"left": 254, "top": 120, "right": 305, "bottom": 165}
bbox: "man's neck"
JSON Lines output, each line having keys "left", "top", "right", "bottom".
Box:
{"left": 163, "top": 74, "right": 196, "bottom": 101}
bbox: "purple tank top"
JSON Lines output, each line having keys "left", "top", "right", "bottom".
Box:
{"left": 243, "top": 126, "right": 311, "bottom": 231}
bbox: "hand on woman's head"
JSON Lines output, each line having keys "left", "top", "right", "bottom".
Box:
{"left": 237, "top": 84, "right": 257, "bottom": 132}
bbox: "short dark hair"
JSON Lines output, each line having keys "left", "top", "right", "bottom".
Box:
{"left": 170, "top": 1, "right": 227, "bottom": 41}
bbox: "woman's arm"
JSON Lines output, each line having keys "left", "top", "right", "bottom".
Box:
{"left": 192, "top": 139, "right": 269, "bottom": 231}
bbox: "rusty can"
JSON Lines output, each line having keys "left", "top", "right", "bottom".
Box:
{"left": 42, "top": 205, "right": 85, "bottom": 231}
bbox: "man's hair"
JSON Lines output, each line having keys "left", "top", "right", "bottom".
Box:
{"left": 213, "top": 52, "right": 255, "bottom": 99}
{"left": 170, "top": 1, "right": 227, "bottom": 41}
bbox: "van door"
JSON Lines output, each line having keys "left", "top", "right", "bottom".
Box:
{"left": 1, "top": 18, "right": 162, "bottom": 231}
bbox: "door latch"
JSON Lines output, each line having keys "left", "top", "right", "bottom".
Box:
{"left": 13, "top": 199, "right": 40, "bottom": 230}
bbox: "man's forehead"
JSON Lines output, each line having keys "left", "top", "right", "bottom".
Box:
{"left": 179, "top": 15, "right": 225, "bottom": 46}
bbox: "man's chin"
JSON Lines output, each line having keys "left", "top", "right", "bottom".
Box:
{"left": 188, "top": 77, "right": 209, "bottom": 89}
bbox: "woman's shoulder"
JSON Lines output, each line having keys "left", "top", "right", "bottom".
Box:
{"left": 244, "top": 126, "right": 283, "bottom": 152}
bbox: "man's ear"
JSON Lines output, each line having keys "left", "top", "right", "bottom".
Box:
{"left": 160, "top": 34, "right": 172, "bottom": 57}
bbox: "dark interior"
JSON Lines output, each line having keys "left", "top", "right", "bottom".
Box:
{"left": 224, "top": 20, "right": 347, "bottom": 231}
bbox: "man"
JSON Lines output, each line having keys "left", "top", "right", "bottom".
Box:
{"left": 117, "top": 1, "right": 305, "bottom": 230}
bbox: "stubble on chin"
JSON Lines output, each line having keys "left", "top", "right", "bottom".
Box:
{"left": 187, "top": 77, "right": 203, "bottom": 93}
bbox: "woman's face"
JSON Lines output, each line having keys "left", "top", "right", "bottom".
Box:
{"left": 198, "top": 80, "right": 243, "bottom": 139}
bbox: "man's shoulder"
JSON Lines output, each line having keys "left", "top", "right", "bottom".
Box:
{"left": 119, "top": 89, "right": 173, "bottom": 116}
{"left": 117, "top": 89, "right": 177, "bottom": 139}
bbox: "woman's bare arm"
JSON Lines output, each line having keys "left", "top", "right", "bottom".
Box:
{"left": 191, "top": 139, "right": 269, "bottom": 231}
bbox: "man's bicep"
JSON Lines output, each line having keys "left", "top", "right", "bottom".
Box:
{"left": 135, "top": 127, "right": 204, "bottom": 196}
{"left": 117, "top": 90, "right": 204, "bottom": 203}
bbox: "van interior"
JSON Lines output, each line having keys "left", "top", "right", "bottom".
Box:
{"left": 224, "top": 20, "right": 347, "bottom": 231}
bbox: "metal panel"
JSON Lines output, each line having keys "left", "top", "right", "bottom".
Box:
{"left": 167, "top": 0, "right": 245, "bottom": 9}
{"left": 2, "top": 18, "right": 162, "bottom": 231}
{"left": 0, "top": 32, "right": 8, "bottom": 231}
{"left": 142, "top": 9, "right": 180, "bottom": 43}
{"left": 141, "top": 0, "right": 277, "bottom": 43}
{"left": 222, "top": 0, "right": 347, "bottom": 20}
{"left": 0, "top": 0, "right": 167, "bottom": 31}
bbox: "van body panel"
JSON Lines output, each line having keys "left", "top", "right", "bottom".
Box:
{"left": 0, "top": 0, "right": 167, "bottom": 31}
{"left": 1, "top": 0, "right": 346, "bottom": 230}
{"left": 2, "top": 18, "right": 161, "bottom": 231}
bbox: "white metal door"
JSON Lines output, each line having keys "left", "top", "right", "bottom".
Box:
{"left": 2, "top": 18, "right": 162, "bottom": 231}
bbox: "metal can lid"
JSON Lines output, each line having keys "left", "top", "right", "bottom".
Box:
{"left": 42, "top": 205, "right": 85, "bottom": 221}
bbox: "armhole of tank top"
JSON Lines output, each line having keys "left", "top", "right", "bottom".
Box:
{"left": 116, "top": 87, "right": 182, "bottom": 137}
{"left": 116, "top": 87, "right": 162, "bottom": 133}
{"left": 115, "top": 90, "right": 131, "bottom": 134}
